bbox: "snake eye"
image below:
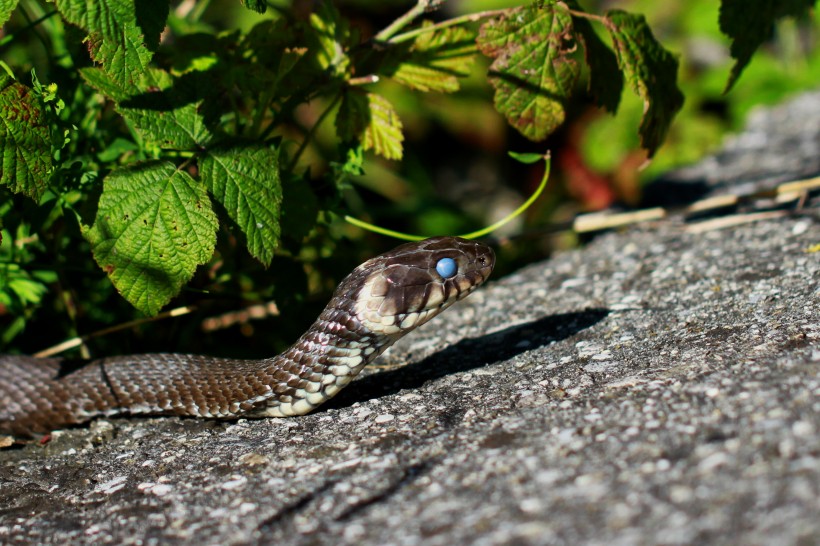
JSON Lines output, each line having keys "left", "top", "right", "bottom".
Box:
{"left": 436, "top": 257, "right": 458, "bottom": 279}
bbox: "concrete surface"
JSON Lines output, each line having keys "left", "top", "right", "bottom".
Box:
{"left": 1, "top": 92, "right": 818, "bottom": 545}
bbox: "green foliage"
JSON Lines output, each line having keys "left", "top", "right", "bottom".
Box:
{"left": 720, "top": 0, "right": 817, "bottom": 92}
{"left": 0, "top": 74, "right": 52, "bottom": 199}
{"left": 0, "top": 0, "right": 814, "bottom": 353}
{"left": 477, "top": 3, "right": 579, "bottom": 141}
{"left": 200, "top": 144, "right": 282, "bottom": 266}
{"left": 605, "top": 10, "right": 685, "bottom": 157}
{"left": 85, "top": 161, "right": 218, "bottom": 315}
{"left": 0, "top": 0, "right": 19, "bottom": 27}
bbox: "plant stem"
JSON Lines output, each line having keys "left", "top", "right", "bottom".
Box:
{"left": 345, "top": 152, "right": 552, "bottom": 241}
{"left": 0, "top": 9, "right": 58, "bottom": 49}
{"left": 387, "top": 8, "right": 507, "bottom": 44}
{"left": 250, "top": 85, "right": 277, "bottom": 137}
{"left": 16, "top": 2, "right": 52, "bottom": 58}
{"left": 374, "top": 0, "right": 440, "bottom": 43}
{"left": 348, "top": 74, "right": 380, "bottom": 86}
{"left": 286, "top": 93, "right": 342, "bottom": 172}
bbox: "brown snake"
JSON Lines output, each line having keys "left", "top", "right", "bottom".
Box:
{"left": 0, "top": 237, "right": 494, "bottom": 437}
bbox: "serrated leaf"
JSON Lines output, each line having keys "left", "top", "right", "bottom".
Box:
{"left": 85, "top": 161, "right": 217, "bottom": 315}
{"left": 477, "top": 3, "right": 580, "bottom": 142}
{"left": 81, "top": 67, "right": 211, "bottom": 149}
{"left": 336, "top": 91, "right": 403, "bottom": 160}
{"left": 54, "top": 0, "right": 168, "bottom": 88}
{"left": 0, "top": 75, "right": 52, "bottom": 200}
{"left": 719, "top": 0, "right": 816, "bottom": 92}
{"left": 568, "top": 4, "right": 622, "bottom": 113}
{"left": 605, "top": 10, "right": 684, "bottom": 157}
{"left": 200, "top": 144, "right": 282, "bottom": 266}
{"left": 0, "top": 0, "right": 19, "bottom": 26}
{"left": 389, "top": 23, "right": 477, "bottom": 93}
{"left": 307, "top": 1, "right": 350, "bottom": 77}
{"left": 240, "top": 0, "right": 266, "bottom": 14}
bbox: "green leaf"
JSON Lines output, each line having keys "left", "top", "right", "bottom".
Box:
{"left": 81, "top": 67, "right": 211, "bottom": 149}
{"left": 389, "top": 23, "right": 477, "bottom": 93}
{"left": 240, "top": 0, "right": 266, "bottom": 14}
{"left": 200, "top": 144, "right": 282, "bottom": 266}
{"left": 508, "top": 151, "right": 544, "bottom": 164}
{"left": 307, "top": 1, "right": 350, "bottom": 77}
{"left": 336, "top": 91, "right": 404, "bottom": 160}
{"left": 53, "top": 0, "right": 168, "bottom": 88}
{"left": 85, "top": 161, "right": 218, "bottom": 315}
{"left": 0, "top": 0, "right": 19, "bottom": 26}
{"left": 569, "top": 6, "right": 622, "bottom": 113}
{"left": 280, "top": 175, "right": 319, "bottom": 245}
{"left": 719, "top": 0, "right": 816, "bottom": 92}
{"left": 0, "top": 75, "right": 52, "bottom": 200}
{"left": 605, "top": 10, "right": 684, "bottom": 157}
{"left": 477, "top": 2, "right": 580, "bottom": 141}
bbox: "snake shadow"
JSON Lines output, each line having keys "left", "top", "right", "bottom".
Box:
{"left": 322, "top": 308, "right": 609, "bottom": 411}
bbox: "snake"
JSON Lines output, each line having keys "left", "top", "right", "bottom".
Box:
{"left": 0, "top": 237, "right": 494, "bottom": 437}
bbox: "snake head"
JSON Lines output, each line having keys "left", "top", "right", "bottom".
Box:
{"left": 348, "top": 237, "right": 495, "bottom": 336}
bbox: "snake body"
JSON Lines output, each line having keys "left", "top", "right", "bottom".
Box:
{"left": 0, "top": 237, "right": 494, "bottom": 437}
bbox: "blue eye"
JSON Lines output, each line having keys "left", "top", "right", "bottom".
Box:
{"left": 436, "top": 257, "right": 458, "bottom": 279}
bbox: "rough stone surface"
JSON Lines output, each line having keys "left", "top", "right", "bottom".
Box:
{"left": 1, "top": 92, "right": 819, "bottom": 546}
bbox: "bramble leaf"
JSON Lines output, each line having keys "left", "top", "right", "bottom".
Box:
{"left": 477, "top": 3, "right": 579, "bottom": 141}
{"left": 0, "top": 0, "right": 19, "bottom": 26}
{"left": 85, "top": 161, "right": 218, "bottom": 315}
{"left": 0, "top": 75, "right": 52, "bottom": 200}
{"left": 307, "top": 1, "right": 350, "bottom": 77}
{"left": 200, "top": 144, "right": 282, "bottom": 266}
{"left": 337, "top": 91, "right": 404, "bottom": 160}
{"left": 719, "top": 0, "right": 816, "bottom": 92}
{"left": 240, "top": 0, "right": 266, "bottom": 14}
{"left": 81, "top": 67, "right": 211, "bottom": 149}
{"left": 389, "top": 23, "right": 477, "bottom": 93}
{"left": 54, "top": 0, "right": 168, "bottom": 88}
{"left": 569, "top": 6, "right": 622, "bottom": 113}
{"left": 605, "top": 10, "right": 684, "bottom": 157}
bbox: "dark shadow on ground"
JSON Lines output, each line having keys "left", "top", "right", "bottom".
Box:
{"left": 323, "top": 308, "right": 610, "bottom": 411}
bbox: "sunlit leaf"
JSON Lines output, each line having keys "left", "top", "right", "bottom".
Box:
{"left": 0, "top": 0, "right": 19, "bottom": 26}
{"left": 477, "top": 3, "right": 580, "bottom": 141}
{"left": 0, "top": 75, "right": 52, "bottom": 200}
{"left": 200, "top": 144, "right": 282, "bottom": 266}
{"left": 85, "top": 161, "right": 217, "bottom": 315}
{"left": 337, "top": 91, "right": 403, "bottom": 160}
{"left": 54, "top": 0, "right": 168, "bottom": 88}
{"left": 81, "top": 67, "right": 211, "bottom": 149}
{"left": 605, "top": 10, "right": 684, "bottom": 157}
{"left": 389, "top": 23, "right": 477, "bottom": 93}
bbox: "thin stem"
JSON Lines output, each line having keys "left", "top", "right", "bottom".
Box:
{"left": 387, "top": 8, "right": 507, "bottom": 45}
{"left": 345, "top": 152, "right": 552, "bottom": 241}
{"left": 374, "top": 0, "right": 439, "bottom": 43}
{"left": 0, "top": 10, "right": 58, "bottom": 49}
{"left": 348, "top": 75, "right": 380, "bottom": 86}
{"left": 35, "top": 306, "right": 196, "bottom": 358}
{"left": 564, "top": 7, "right": 610, "bottom": 27}
{"left": 16, "top": 2, "right": 51, "bottom": 58}
{"left": 250, "top": 85, "right": 277, "bottom": 137}
{"left": 286, "top": 93, "right": 342, "bottom": 172}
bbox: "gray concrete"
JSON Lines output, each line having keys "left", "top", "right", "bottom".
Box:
{"left": 1, "top": 92, "right": 818, "bottom": 545}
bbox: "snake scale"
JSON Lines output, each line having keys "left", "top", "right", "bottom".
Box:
{"left": 0, "top": 237, "right": 494, "bottom": 437}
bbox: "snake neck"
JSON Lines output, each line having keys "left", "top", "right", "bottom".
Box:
{"left": 254, "top": 294, "right": 397, "bottom": 417}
